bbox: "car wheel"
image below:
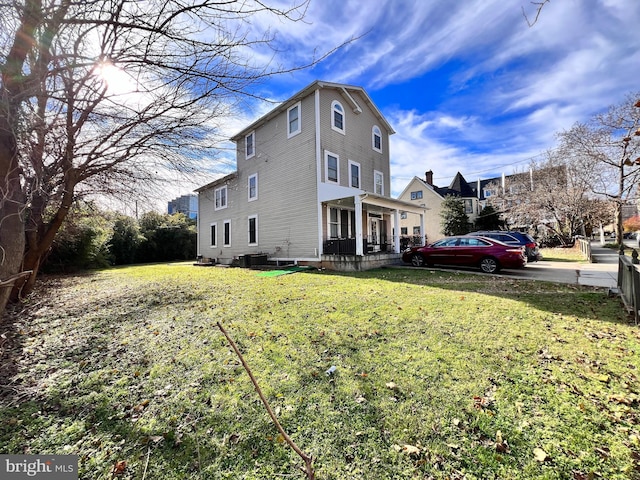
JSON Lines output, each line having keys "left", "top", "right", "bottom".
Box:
{"left": 411, "top": 253, "right": 425, "bottom": 267}
{"left": 479, "top": 257, "right": 500, "bottom": 273}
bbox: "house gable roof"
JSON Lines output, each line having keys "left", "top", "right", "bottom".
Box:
{"left": 397, "top": 176, "right": 442, "bottom": 200}
{"left": 435, "top": 172, "right": 476, "bottom": 198}
{"left": 194, "top": 172, "right": 237, "bottom": 193}
{"left": 230, "top": 80, "right": 395, "bottom": 142}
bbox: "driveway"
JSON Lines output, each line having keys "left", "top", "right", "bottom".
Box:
{"left": 500, "top": 241, "right": 621, "bottom": 288}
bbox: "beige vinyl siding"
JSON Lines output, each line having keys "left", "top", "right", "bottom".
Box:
{"left": 397, "top": 178, "right": 443, "bottom": 243}
{"left": 200, "top": 94, "right": 319, "bottom": 262}
{"left": 197, "top": 175, "right": 239, "bottom": 259}
{"left": 318, "top": 89, "right": 391, "bottom": 196}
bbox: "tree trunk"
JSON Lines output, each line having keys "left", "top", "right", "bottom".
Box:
{"left": 0, "top": 0, "right": 43, "bottom": 317}
{"left": 0, "top": 177, "right": 26, "bottom": 316}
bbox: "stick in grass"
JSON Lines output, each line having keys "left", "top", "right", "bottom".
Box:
{"left": 216, "top": 321, "right": 315, "bottom": 480}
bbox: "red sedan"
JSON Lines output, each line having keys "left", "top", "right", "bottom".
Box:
{"left": 402, "top": 235, "right": 527, "bottom": 273}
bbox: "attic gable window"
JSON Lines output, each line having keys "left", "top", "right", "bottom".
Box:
{"left": 372, "top": 125, "right": 382, "bottom": 153}
{"left": 245, "top": 131, "right": 255, "bottom": 159}
{"left": 332, "top": 100, "right": 345, "bottom": 134}
{"left": 288, "top": 102, "right": 301, "bottom": 138}
{"left": 410, "top": 190, "right": 423, "bottom": 200}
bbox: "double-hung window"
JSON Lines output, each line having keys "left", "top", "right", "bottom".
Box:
{"left": 248, "top": 215, "right": 258, "bottom": 246}
{"left": 464, "top": 199, "right": 474, "bottom": 214}
{"left": 348, "top": 160, "right": 360, "bottom": 189}
{"left": 325, "top": 151, "right": 339, "bottom": 184}
{"left": 372, "top": 125, "right": 382, "bottom": 153}
{"left": 248, "top": 173, "right": 258, "bottom": 201}
{"left": 410, "top": 190, "right": 423, "bottom": 200}
{"left": 215, "top": 186, "right": 227, "bottom": 210}
{"left": 210, "top": 222, "right": 217, "bottom": 247}
{"left": 332, "top": 101, "right": 345, "bottom": 134}
{"left": 328, "top": 207, "right": 356, "bottom": 239}
{"left": 245, "top": 131, "right": 255, "bottom": 159}
{"left": 374, "top": 170, "right": 384, "bottom": 195}
{"left": 223, "top": 220, "right": 231, "bottom": 247}
{"left": 287, "top": 102, "right": 301, "bottom": 138}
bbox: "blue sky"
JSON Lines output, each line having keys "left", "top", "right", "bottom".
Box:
{"left": 223, "top": 0, "right": 640, "bottom": 197}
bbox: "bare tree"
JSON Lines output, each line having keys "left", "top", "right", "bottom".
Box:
{"left": 0, "top": 0, "right": 346, "bottom": 315}
{"left": 558, "top": 92, "right": 640, "bottom": 243}
{"left": 522, "top": 0, "right": 551, "bottom": 27}
{"left": 485, "top": 152, "right": 612, "bottom": 245}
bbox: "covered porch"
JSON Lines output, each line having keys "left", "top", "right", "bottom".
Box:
{"left": 320, "top": 192, "right": 426, "bottom": 258}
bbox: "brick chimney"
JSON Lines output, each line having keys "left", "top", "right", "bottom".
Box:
{"left": 425, "top": 170, "right": 433, "bottom": 186}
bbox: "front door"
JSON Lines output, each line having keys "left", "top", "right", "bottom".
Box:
{"left": 370, "top": 218, "right": 380, "bottom": 251}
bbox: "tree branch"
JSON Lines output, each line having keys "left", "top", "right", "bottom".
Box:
{"left": 216, "top": 321, "right": 315, "bottom": 480}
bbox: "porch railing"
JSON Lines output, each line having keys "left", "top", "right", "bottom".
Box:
{"left": 323, "top": 236, "right": 397, "bottom": 255}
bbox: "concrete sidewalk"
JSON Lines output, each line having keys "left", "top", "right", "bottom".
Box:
{"left": 501, "top": 241, "right": 622, "bottom": 288}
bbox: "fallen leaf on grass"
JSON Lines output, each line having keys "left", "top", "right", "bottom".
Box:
{"left": 533, "top": 447, "right": 548, "bottom": 462}
{"left": 111, "top": 460, "right": 127, "bottom": 476}
{"left": 495, "top": 430, "right": 510, "bottom": 454}
{"left": 401, "top": 444, "right": 421, "bottom": 455}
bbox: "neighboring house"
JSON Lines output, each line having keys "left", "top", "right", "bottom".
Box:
{"left": 397, "top": 170, "right": 480, "bottom": 243}
{"left": 195, "top": 80, "right": 425, "bottom": 270}
{"left": 168, "top": 194, "right": 198, "bottom": 219}
{"left": 398, "top": 166, "right": 575, "bottom": 242}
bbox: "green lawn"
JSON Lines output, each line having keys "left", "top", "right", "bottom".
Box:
{"left": 2, "top": 263, "right": 640, "bottom": 479}
{"left": 539, "top": 246, "right": 587, "bottom": 262}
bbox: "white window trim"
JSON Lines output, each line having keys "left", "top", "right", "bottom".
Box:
{"left": 248, "top": 173, "right": 258, "bottom": 202}
{"left": 325, "top": 150, "right": 340, "bottom": 184}
{"left": 348, "top": 159, "right": 361, "bottom": 189}
{"left": 374, "top": 170, "right": 384, "bottom": 195}
{"left": 214, "top": 185, "right": 227, "bottom": 211}
{"left": 248, "top": 214, "right": 258, "bottom": 246}
{"left": 223, "top": 219, "right": 231, "bottom": 247}
{"left": 245, "top": 131, "right": 255, "bottom": 159}
{"left": 327, "top": 206, "right": 355, "bottom": 239}
{"left": 372, "top": 125, "right": 382, "bottom": 153}
{"left": 210, "top": 222, "right": 217, "bottom": 248}
{"left": 331, "top": 100, "right": 345, "bottom": 134}
{"left": 287, "top": 101, "right": 301, "bottom": 138}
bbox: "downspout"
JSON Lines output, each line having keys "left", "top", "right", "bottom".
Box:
{"left": 393, "top": 209, "right": 400, "bottom": 253}
{"left": 196, "top": 193, "right": 201, "bottom": 257}
{"left": 315, "top": 88, "right": 323, "bottom": 258}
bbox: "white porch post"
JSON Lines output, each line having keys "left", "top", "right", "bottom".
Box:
{"left": 355, "top": 196, "right": 364, "bottom": 256}
{"left": 420, "top": 213, "right": 426, "bottom": 245}
{"left": 393, "top": 209, "right": 400, "bottom": 253}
